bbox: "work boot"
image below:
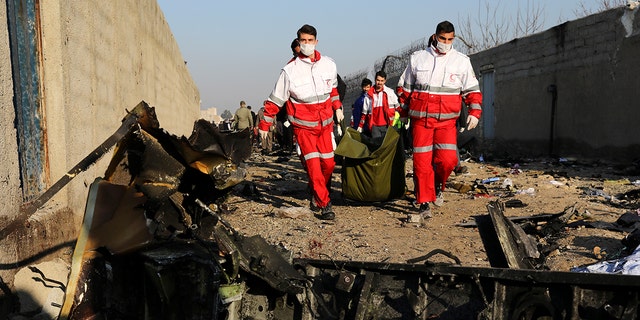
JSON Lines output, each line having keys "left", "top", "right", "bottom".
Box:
{"left": 419, "top": 203, "right": 432, "bottom": 219}
{"left": 318, "top": 204, "right": 335, "bottom": 220}
{"left": 309, "top": 197, "right": 321, "bottom": 212}
{"left": 434, "top": 191, "right": 444, "bottom": 207}
{"left": 454, "top": 165, "right": 469, "bottom": 175}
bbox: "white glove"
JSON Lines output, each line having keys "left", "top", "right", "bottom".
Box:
{"left": 259, "top": 129, "right": 268, "bottom": 141}
{"left": 335, "top": 108, "right": 344, "bottom": 123}
{"left": 356, "top": 127, "right": 363, "bottom": 133}
{"left": 337, "top": 125, "right": 343, "bottom": 136}
{"left": 466, "top": 115, "right": 479, "bottom": 131}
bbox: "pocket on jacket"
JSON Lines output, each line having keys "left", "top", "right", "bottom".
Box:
{"left": 415, "top": 69, "right": 432, "bottom": 84}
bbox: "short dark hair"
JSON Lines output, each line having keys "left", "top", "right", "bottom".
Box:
{"left": 361, "top": 78, "right": 372, "bottom": 87}
{"left": 375, "top": 70, "right": 387, "bottom": 79}
{"left": 290, "top": 38, "right": 299, "bottom": 54}
{"left": 435, "top": 20, "right": 455, "bottom": 34}
{"left": 428, "top": 21, "right": 456, "bottom": 47}
{"left": 297, "top": 24, "right": 317, "bottom": 39}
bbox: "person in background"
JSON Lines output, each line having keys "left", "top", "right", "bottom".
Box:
{"left": 357, "top": 71, "right": 398, "bottom": 144}
{"left": 350, "top": 78, "right": 372, "bottom": 132}
{"left": 290, "top": 38, "right": 301, "bottom": 60}
{"left": 275, "top": 106, "right": 294, "bottom": 154}
{"left": 256, "top": 105, "right": 274, "bottom": 154}
{"left": 396, "top": 20, "right": 482, "bottom": 220}
{"left": 259, "top": 24, "right": 343, "bottom": 220}
{"left": 248, "top": 105, "right": 258, "bottom": 145}
{"left": 232, "top": 100, "right": 253, "bottom": 132}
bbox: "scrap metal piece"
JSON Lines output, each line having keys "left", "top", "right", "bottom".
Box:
{"left": 0, "top": 101, "right": 155, "bottom": 241}
{"left": 456, "top": 212, "right": 565, "bottom": 227}
{"left": 487, "top": 200, "right": 540, "bottom": 269}
{"left": 335, "top": 270, "right": 357, "bottom": 292}
{"left": 58, "top": 102, "right": 254, "bottom": 319}
{"left": 213, "top": 224, "right": 306, "bottom": 295}
{"left": 293, "top": 258, "right": 640, "bottom": 319}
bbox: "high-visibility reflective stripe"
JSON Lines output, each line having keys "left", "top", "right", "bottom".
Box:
{"left": 461, "top": 85, "right": 480, "bottom": 94}
{"left": 331, "top": 95, "right": 340, "bottom": 102}
{"left": 408, "top": 110, "right": 459, "bottom": 119}
{"left": 408, "top": 110, "right": 426, "bottom": 117}
{"left": 264, "top": 115, "right": 276, "bottom": 124}
{"left": 269, "top": 93, "right": 286, "bottom": 106}
{"left": 434, "top": 143, "right": 457, "bottom": 151}
{"left": 320, "top": 152, "right": 334, "bottom": 159}
{"left": 304, "top": 151, "right": 335, "bottom": 160}
{"left": 469, "top": 103, "right": 481, "bottom": 111}
{"left": 288, "top": 115, "right": 334, "bottom": 128}
{"left": 413, "top": 145, "right": 433, "bottom": 153}
{"left": 289, "top": 116, "right": 318, "bottom": 127}
{"left": 292, "top": 93, "right": 331, "bottom": 104}
{"left": 411, "top": 84, "right": 461, "bottom": 94}
{"left": 305, "top": 152, "right": 321, "bottom": 160}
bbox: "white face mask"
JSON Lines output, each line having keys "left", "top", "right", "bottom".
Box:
{"left": 436, "top": 41, "right": 452, "bottom": 53}
{"left": 300, "top": 43, "right": 315, "bottom": 56}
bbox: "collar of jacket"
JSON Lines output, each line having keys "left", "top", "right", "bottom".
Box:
{"left": 298, "top": 50, "right": 321, "bottom": 63}
{"left": 367, "top": 85, "right": 388, "bottom": 98}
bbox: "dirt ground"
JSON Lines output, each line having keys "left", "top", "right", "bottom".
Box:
{"left": 221, "top": 145, "right": 640, "bottom": 272}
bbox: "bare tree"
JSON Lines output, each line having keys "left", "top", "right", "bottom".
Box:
{"left": 514, "top": 1, "right": 545, "bottom": 37}
{"left": 456, "top": 0, "right": 545, "bottom": 54}
{"left": 574, "top": 0, "right": 627, "bottom": 17}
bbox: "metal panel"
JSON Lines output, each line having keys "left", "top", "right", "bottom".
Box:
{"left": 7, "top": 0, "right": 46, "bottom": 201}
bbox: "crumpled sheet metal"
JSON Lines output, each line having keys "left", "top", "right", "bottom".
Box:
{"left": 59, "top": 102, "right": 252, "bottom": 319}
{"left": 105, "top": 117, "right": 250, "bottom": 200}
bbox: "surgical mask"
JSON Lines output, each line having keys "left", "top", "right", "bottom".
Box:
{"left": 300, "top": 43, "right": 315, "bottom": 56}
{"left": 436, "top": 41, "right": 452, "bottom": 53}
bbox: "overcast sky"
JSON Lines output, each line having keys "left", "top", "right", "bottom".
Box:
{"left": 156, "top": 0, "right": 616, "bottom": 112}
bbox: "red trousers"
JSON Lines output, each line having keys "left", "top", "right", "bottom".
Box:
{"left": 294, "top": 125, "right": 335, "bottom": 208}
{"left": 411, "top": 118, "right": 458, "bottom": 204}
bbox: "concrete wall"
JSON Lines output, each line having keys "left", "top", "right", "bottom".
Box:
{"left": 0, "top": 0, "right": 200, "bottom": 300}
{"left": 343, "top": 7, "right": 640, "bottom": 161}
{"left": 0, "top": 3, "right": 22, "bottom": 221}
{"left": 0, "top": 3, "right": 24, "bottom": 310}
{"left": 40, "top": 1, "right": 200, "bottom": 221}
{"left": 469, "top": 7, "right": 640, "bottom": 159}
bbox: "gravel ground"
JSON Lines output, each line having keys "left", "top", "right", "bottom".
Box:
{"left": 221, "top": 148, "right": 640, "bottom": 271}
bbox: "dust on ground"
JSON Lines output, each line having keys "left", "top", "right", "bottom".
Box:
{"left": 221, "top": 147, "right": 640, "bottom": 271}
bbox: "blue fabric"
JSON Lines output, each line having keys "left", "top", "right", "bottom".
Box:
{"left": 351, "top": 92, "right": 366, "bottom": 129}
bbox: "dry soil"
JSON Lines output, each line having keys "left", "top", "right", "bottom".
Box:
{"left": 222, "top": 147, "right": 640, "bottom": 271}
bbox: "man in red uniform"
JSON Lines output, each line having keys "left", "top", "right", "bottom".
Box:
{"left": 397, "top": 21, "right": 482, "bottom": 219}
{"left": 357, "top": 70, "right": 399, "bottom": 144}
{"left": 259, "top": 24, "right": 344, "bottom": 220}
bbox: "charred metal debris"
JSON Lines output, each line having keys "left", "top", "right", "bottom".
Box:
{"left": 19, "top": 101, "right": 640, "bottom": 319}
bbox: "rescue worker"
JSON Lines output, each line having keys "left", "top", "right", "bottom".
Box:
{"left": 396, "top": 20, "right": 482, "bottom": 219}
{"left": 259, "top": 24, "right": 344, "bottom": 220}
{"left": 256, "top": 105, "right": 274, "bottom": 154}
{"left": 357, "top": 70, "right": 399, "bottom": 144}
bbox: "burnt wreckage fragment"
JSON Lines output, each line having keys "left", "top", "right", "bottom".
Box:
{"left": 49, "top": 102, "right": 640, "bottom": 319}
